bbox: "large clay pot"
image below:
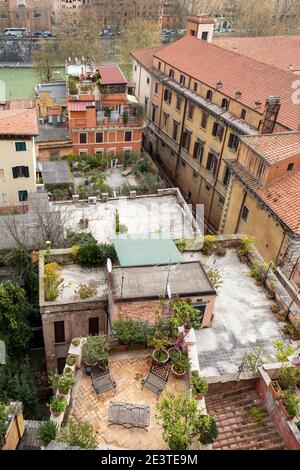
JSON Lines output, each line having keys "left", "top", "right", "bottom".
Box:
{"left": 171, "top": 365, "right": 186, "bottom": 378}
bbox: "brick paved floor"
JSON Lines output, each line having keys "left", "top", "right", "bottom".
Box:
{"left": 69, "top": 354, "right": 187, "bottom": 450}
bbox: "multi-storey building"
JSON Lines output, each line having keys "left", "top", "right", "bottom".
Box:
{"left": 0, "top": 0, "right": 52, "bottom": 32}
{"left": 0, "top": 107, "right": 39, "bottom": 208}
{"left": 51, "top": 0, "right": 91, "bottom": 24}
{"left": 67, "top": 63, "right": 144, "bottom": 161}
{"left": 131, "top": 16, "right": 300, "bottom": 232}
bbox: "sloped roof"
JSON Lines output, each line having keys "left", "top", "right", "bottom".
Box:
{"left": 0, "top": 108, "right": 39, "bottom": 136}
{"left": 131, "top": 45, "right": 166, "bottom": 69}
{"left": 214, "top": 35, "right": 300, "bottom": 72}
{"left": 68, "top": 100, "right": 95, "bottom": 111}
{"left": 241, "top": 132, "right": 300, "bottom": 164}
{"left": 97, "top": 64, "right": 127, "bottom": 85}
{"left": 153, "top": 35, "right": 300, "bottom": 130}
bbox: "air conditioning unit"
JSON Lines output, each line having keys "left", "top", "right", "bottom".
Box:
{"left": 88, "top": 196, "right": 97, "bottom": 204}
{"left": 36, "top": 184, "right": 45, "bottom": 193}
{"left": 72, "top": 194, "right": 79, "bottom": 202}
{"left": 39, "top": 118, "right": 45, "bottom": 124}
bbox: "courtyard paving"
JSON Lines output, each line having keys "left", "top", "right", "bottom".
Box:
{"left": 196, "top": 249, "right": 286, "bottom": 378}
{"left": 69, "top": 353, "right": 187, "bottom": 450}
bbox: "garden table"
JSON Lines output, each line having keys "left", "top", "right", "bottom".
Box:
{"left": 108, "top": 401, "right": 150, "bottom": 431}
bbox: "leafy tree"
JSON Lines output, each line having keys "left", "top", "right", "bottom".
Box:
{"left": 58, "top": 420, "right": 98, "bottom": 449}
{"left": 0, "top": 281, "right": 32, "bottom": 356}
{"left": 0, "top": 358, "right": 37, "bottom": 418}
{"left": 119, "top": 18, "right": 161, "bottom": 78}
{"left": 156, "top": 391, "right": 218, "bottom": 449}
{"left": 33, "top": 40, "right": 61, "bottom": 82}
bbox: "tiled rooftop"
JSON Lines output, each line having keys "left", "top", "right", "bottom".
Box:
{"left": 241, "top": 132, "right": 300, "bottom": 164}
{"left": 97, "top": 64, "right": 128, "bottom": 85}
{"left": 214, "top": 35, "right": 300, "bottom": 73}
{"left": 154, "top": 36, "right": 300, "bottom": 130}
{"left": 0, "top": 108, "right": 39, "bottom": 135}
{"left": 228, "top": 160, "right": 300, "bottom": 234}
{"left": 69, "top": 353, "right": 187, "bottom": 450}
{"left": 131, "top": 45, "right": 166, "bottom": 69}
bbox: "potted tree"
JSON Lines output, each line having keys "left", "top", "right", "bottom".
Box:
{"left": 49, "top": 372, "right": 76, "bottom": 396}
{"left": 149, "top": 337, "right": 169, "bottom": 364}
{"left": 49, "top": 396, "right": 67, "bottom": 417}
{"left": 82, "top": 335, "right": 109, "bottom": 371}
{"left": 191, "top": 371, "right": 209, "bottom": 400}
{"left": 171, "top": 351, "right": 190, "bottom": 378}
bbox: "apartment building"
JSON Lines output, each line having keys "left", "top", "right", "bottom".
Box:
{"left": 131, "top": 15, "right": 300, "bottom": 232}
{"left": 0, "top": 108, "right": 39, "bottom": 208}
{"left": 221, "top": 133, "right": 300, "bottom": 286}
{"left": 0, "top": 0, "right": 52, "bottom": 32}
{"left": 67, "top": 63, "right": 144, "bottom": 160}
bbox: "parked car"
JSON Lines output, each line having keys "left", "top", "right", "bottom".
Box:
{"left": 42, "top": 31, "right": 52, "bottom": 37}
{"left": 32, "top": 31, "right": 43, "bottom": 38}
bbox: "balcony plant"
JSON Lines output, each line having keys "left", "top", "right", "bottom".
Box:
{"left": 200, "top": 235, "right": 216, "bottom": 256}
{"left": 191, "top": 371, "right": 209, "bottom": 399}
{"left": 123, "top": 111, "right": 128, "bottom": 126}
{"left": 237, "top": 234, "right": 254, "bottom": 262}
{"left": 112, "top": 318, "right": 154, "bottom": 348}
{"left": 37, "top": 420, "right": 59, "bottom": 447}
{"left": 280, "top": 390, "right": 300, "bottom": 420}
{"left": 198, "top": 415, "right": 219, "bottom": 445}
{"left": 170, "top": 299, "right": 203, "bottom": 335}
{"left": 82, "top": 335, "right": 109, "bottom": 368}
{"left": 43, "top": 262, "right": 64, "bottom": 302}
{"left": 171, "top": 351, "right": 190, "bottom": 378}
{"left": 49, "top": 395, "right": 67, "bottom": 417}
{"left": 72, "top": 338, "right": 81, "bottom": 347}
{"left": 58, "top": 420, "right": 98, "bottom": 450}
{"left": 49, "top": 371, "right": 76, "bottom": 395}
{"left": 66, "top": 355, "right": 76, "bottom": 367}
{"left": 149, "top": 336, "right": 169, "bottom": 364}
{"left": 0, "top": 401, "right": 9, "bottom": 447}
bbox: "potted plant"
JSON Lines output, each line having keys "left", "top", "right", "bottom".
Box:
{"left": 49, "top": 395, "right": 67, "bottom": 417}
{"left": 269, "top": 380, "right": 283, "bottom": 400}
{"left": 191, "top": 371, "right": 209, "bottom": 399}
{"left": 149, "top": 337, "right": 169, "bottom": 364}
{"left": 82, "top": 335, "right": 109, "bottom": 369}
{"left": 72, "top": 338, "right": 81, "bottom": 347}
{"left": 49, "top": 372, "right": 76, "bottom": 395}
{"left": 66, "top": 355, "right": 76, "bottom": 367}
{"left": 271, "top": 303, "right": 281, "bottom": 314}
{"left": 37, "top": 420, "right": 59, "bottom": 447}
{"left": 279, "top": 390, "right": 300, "bottom": 420}
{"left": 171, "top": 351, "right": 191, "bottom": 378}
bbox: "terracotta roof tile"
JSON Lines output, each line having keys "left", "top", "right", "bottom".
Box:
{"left": 154, "top": 36, "right": 300, "bottom": 130}
{"left": 228, "top": 160, "right": 300, "bottom": 234}
{"left": 187, "top": 15, "right": 215, "bottom": 25}
{"left": 0, "top": 108, "right": 38, "bottom": 136}
{"left": 241, "top": 132, "right": 300, "bottom": 164}
{"left": 68, "top": 101, "right": 95, "bottom": 111}
{"left": 214, "top": 36, "right": 300, "bottom": 72}
{"left": 131, "top": 45, "right": 166, "bottom": 69}
{"left": 97, "top": 64, "right": 127, "bottom": 85}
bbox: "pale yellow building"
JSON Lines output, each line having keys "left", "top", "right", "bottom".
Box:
{"left": 0, "top": 108, "right": 39, "bottom": 208}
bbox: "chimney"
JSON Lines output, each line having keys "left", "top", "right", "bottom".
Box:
{"left": 186, "top": 15, "right": 215, "bottom": 43}
{"left": 258, "top": 96, "right": 281, "bottom": 134}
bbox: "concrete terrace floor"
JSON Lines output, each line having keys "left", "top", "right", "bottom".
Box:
{"left": 57, "top": 265, "right": 106, "bottom": 302}
{"left": 69, "top": 353, "right": 187, "bottom": 450}
{"left": 196, "top": 249, "right": 286, "bottom": 378}
{"left": 53, "top": 195, "right": 195, "bottom": 243}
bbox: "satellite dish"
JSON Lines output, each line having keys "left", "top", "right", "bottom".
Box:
{"left": 167, "top": 283, "right": 171, "bottom": 300}
{"left": 107, "top": 258, "right": 112, "bottom": 273}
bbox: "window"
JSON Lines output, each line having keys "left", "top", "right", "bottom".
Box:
{"left": 201, "top": 111, "right": 208, "bottom": 129}
{"left": 151, "top": 104, "right": 157, "bottom": 122}
{"left": 192, "top": 171, "right": 198, "bottom": 180}
{"left": 79, "top": 150, "right": 88, "bottom": 157}
{"left": 15, "top": 142, "right": 26, "bottom": 152}
{"left": 169, "top": 69, "right": 174, "bottom": 79}
{"left": 146, "top": 77, "right": 150, "bottom": 84}
{"left": 241, "top": 206, "right": 249, "bottom": 222}
{"left": 158, "top": 61, "right": 161, "bottom": 70}
{"left": 154, "top": 81, "right": 159, "bottom": 95}
{"left": 57, "top": 357, "right": 66, "bottom": 374}
{"left": 221, "top": 98, "right": 229, "bottom": 110}
{"left": 212, "top": 122, "right": 224, "bottom": 141}
{"left": 125, "top": 131, "right": 132, "bottom": 142}
{"left": 79, "top": 133, "right": 87, "bottom": 144}
{"left": 181, "top": 159, "right": 186, "bottom": 167}
{"left": 163, "top": 112, "right": 169, "bottom": 127}
{"left": 205, "top": 183, "right": 211, "bottom": 192}
{"left": 0, "top": 169, "right": 4, "bottom": 178}
{"left": 134, "top": 65, "right": 137, "bottom": 71}
{"left": 190, "top": 29, "right": 196, "bottom": 37}
{"left": 193, "top": 82, "right": 198, "bottom": 93}
{"left": 49, "top": 151, "right": 60, "bottom": 160}
{"left": 89, "top": 317, "right": 99, "bottom": 336}
{"left": 180, "top": 75, "right": 186, "bottom": 86}
{"left": 206, "top": 90, "right": 213, "bottom": 101}
{"left": 193, "top": 141, "right": 204, "bottom": 163}
{"left": 164, "top": 88, "right": 172, "bottom": 104}
{"left": 187, "top": 104, "right": 194, "bottom": 120}
{"left": 176, "top": 95, "right": 182, "bottom": 111}
{"left": 18, "top": 190, "right": 28, "bottom": 202}
{"left": 182, "top": 130, "right": 191, "bottom": 152}
{"left": 96, "top": 132, "right": 103, "bottom": 143}
{"left": 287, "top": 163, "right": 295, "bottom": 171}
{"left": 241, "top": 109, "right": 247, "bottom": 120}
{"left": 206, "top": 152, "right": 218, "bottom": 175}
{"left": 1, "top": 194, "right": 7, "bottom": 203}
{"left": 218, "top": 197, "right": 225, "bottom": 207}
{"left": 228, "top": 133, "right": 239, "bottom": 151}
{"left": 54, "top": 321, "right": 65, "bottom": 343}
{"left": 144, "top": 97, "right": 149, "bottom": 110}
{"left": 202, "top": 31, "right": 208, "bottom": 41}
{"left": 172, "top": 120, "right": 179, "bottom": 141}
{"left": 223, "top": 166, "right": 231, "bottom": 186}
{"left": 12, "top": 166, "right": 29, "bottom": 178}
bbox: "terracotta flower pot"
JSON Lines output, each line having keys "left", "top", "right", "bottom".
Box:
{"left": 51, "top": 409, "right": 62, "bottom": 417}
{"left": 269, "top": 381, "right": 283, "bottom": 400}
{"left": 278, "top": 400, "right": 293, "bottom": 421}
{"left": 171, "top": 365, "right": 186, "bottom": 378}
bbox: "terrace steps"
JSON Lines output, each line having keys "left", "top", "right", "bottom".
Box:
{"left": 206, "top": 386, "right": 287, "bottom": 450}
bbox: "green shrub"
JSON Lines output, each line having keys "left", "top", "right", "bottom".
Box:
{"left": 249, "top": 406, "right": 264, "bottom": 423}
{"left": 49, "top": 395, "right": 67, "bottom": 415}
{"left": 64, "top": 231, "right": 97, "bottom": 248}
{"left": 0, "top": 402, "right": 9, "bottom": 446}
{"left": 191, "top": 371, "right": 209, "bottom": 397}
{"left": 171, "top": 351, "right": 190, "bottom": 374}
{"left": 82, "top": 335, "right": 109, "bottom": 366}
{"left": 112, "top": 318, "right": 154, "bottom": 347}
{"left": 282, "top": 390, "right": 300, "bottom": 417}
{"left": 48, "top": 371, "right": 75, "bottom": 394}
{"left": 58, "top": 420, "right": 97, "bottom": 449}
{"left": 170, "top": 299, "right": 203, "bottom": 334}
{"left": 198, "top": 415, "right": 219, "bottom": 445}
{"left": 66, "top": 355, "right": 76, "bottom": 366}
{"left": 38, "top": 420, "right": 59, "bottom": 447}
{"left": 278, "top": 366, "right": 300, "bottom": 391}
{"left": 76, "top": 243, "right": 117, "bottom": 267}
{"left": 201, "top": 235, "right": 216, "bottom": 255}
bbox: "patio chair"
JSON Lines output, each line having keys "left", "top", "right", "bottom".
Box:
{"left": 91, "top": 366, "right": 116, "bottom": 395}
{"left": 141, "top": 362, "right": 171, "bottom": 398}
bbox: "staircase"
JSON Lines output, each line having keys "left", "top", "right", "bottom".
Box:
{"left": 206, "top": 386, "right": 286, "bottom": 450}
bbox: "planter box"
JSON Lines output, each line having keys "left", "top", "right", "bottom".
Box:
{"left": 269, "top": 381, "right": 283, "bottom": 400}
{"left": 278, "top": 400, "right": 294, "bottom": 421}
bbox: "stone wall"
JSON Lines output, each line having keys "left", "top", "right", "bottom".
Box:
{"left": 0, "top": 38, "right": 41, "bottom": 62}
